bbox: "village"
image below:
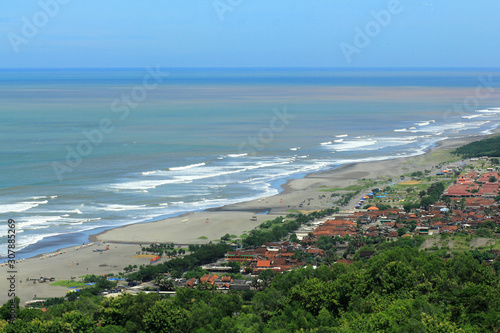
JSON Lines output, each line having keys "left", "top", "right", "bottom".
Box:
{"left": 103, "top": 158, "right": 499, "bottom": 295}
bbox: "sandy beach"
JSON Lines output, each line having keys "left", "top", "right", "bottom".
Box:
{"left": 0, "top": 132, "right": 496, "bottom": 305}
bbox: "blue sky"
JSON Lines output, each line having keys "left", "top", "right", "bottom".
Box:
{"left": 0, "top": 0, "right": 499, "bottom": 68}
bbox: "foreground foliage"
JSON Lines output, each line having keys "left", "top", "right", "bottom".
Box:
{"left": 2, "top": 244, "right": 500, "bottom": 332}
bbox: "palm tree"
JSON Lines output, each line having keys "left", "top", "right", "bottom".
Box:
{"left": 154, "top": 275, "right": 176, "bottom": 291}
{"left": 459, "top": 198, "right": 466, "bottom": 211}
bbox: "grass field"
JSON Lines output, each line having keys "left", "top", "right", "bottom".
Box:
{"left": 50, "top": 280, "right": 88, "bottom": 288}
{"left": 404, "top": 148, "right": 461, "bottom": 167}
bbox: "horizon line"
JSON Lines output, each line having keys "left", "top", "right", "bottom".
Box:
{"left": 1, "top": 66, "right": 500, "bottom": 71}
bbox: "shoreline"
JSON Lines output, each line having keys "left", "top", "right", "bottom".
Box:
{"left": 1, "top": 130, "right": 498, "bottom": 305}
{"left": 15, "top": 131, "right": 498, "bottom": 256}
{"left": 93, "top": 130, "right": 496, "bottom": 245}
{"left": 10, "top": 130, "right": 497, "bottom": 261}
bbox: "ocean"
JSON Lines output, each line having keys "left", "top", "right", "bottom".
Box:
{"left": 1, "top": 68, "right": 499, "bottom": 259}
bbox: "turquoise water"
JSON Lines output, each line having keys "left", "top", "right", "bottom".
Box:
{"left": 1, "top": 68, "right": 499, "bottom": 258}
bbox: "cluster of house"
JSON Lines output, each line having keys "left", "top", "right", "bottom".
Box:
{"left": 143, "top": 168, "right": 498, "bottom": 288}
{"left": 212, "top": 200, "right": 496, "bottom": 274}
{"left": 310, "top": 197, "right": 498, "bottom": 239}
{"left": 304, "top": 210, "right": 408, "bottom": 240}
{"left": 183, "top": 274, "right": 252, "bottom": 290}
{"left": 444, "top": 171, "right": 499, "bottom": 198}
{"left": 224, "top": 242, "right": 308, "bottom": 274}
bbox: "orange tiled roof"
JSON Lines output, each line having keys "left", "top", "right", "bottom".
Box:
{"left": 200, "top": 274, "right": 219, "bottom": 284}
{"left": 257, "top": 260, "right": 271, "bottom": 267}
{"left": 185, "top": 277, "right": 196, "bottom": 288}
{"left": 440, "top": 226, "right": 457, "bottom": 233}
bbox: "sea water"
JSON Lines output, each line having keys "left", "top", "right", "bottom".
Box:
{"left": 1, "top": 68, "right": 499, "bottom": 258}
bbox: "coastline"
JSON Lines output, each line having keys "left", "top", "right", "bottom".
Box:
{"left": 1, "top": 130, "right": 498, "bottom": 305}
{"left": 93, "top": 131, "right": 491, "bottom": 245}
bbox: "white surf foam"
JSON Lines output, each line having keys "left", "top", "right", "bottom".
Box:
{"left": 169, "top": 162, "right": 206, "bottom": 171}
{"left": 0, "top": 200, "right": 49, "bottom": 214}
{"left": 13, "top": 233, "right": 60, "bottom": 251}
{"left": 96, "top": 204, "right": 154, "bottom": 212}
{"left": 227, "top": 153, "right": 248, "bottom": 158}
{"left": 477, "top": 108, "right": 500, "bottom": 113}
{"left": 415, "top": 120, "right": 435, "bottom": 126}
{"left": 324, "top": 139, "right": 377, "bottom": 152}
{"left": 141, "top": 170, "right": 160, "bottom": 176}
{"left": 29, "top": 196, "right": 48, "bottom": 200}
{"left": 18, "top": 216, "right": 64, "bottom": 229}
{"left": 108, "top": 178, "right": 191, "bottom": 191}
{"left": 335, "top": 134, "right": 348, "bottom": 138}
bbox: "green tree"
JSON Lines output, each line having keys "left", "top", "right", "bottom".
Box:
{"left": 142, "top": 300, "right": 191, "bottom": 333}
{"left": 482, "top": 220, "right": 496, "bottom": 229}
{"left": 407, "top": 220, "right": 418, "bottom": 232}
{"left": 403, "top": 202, "right": 415, "bottom": 213}
{"left": 397, "top": 227, "right": 408, "bottom": 236}
{"left": 288, "top": 278, "right": 338, "bottom": 315}
{"left": 289, "top": 233, "right": 299, "bottom": 243}
{"left": 252, "top": 269, "right": 275, "bottom": 290}
{"left": 154, "top": 276, "right": 175, "bottom": 291}
{"left": 475, "top": 228, "right": 491, "bottom": 237}
{"left": 227, "top": 261, "right": 241, "bottom": 274}
{"left": 459, "top": 198, "right": 466, "bottom": 210}
{"left": 0, "top": 297, "right": 20, "bottom": 322}
{"left": 62, "top": 311, "right": 96, "bottom": 333}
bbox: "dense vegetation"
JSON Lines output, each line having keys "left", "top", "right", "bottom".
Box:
{"left": 453, "top": 136, "right": 500, "bottom": 158}
{"left": 2, "top": 243, "right": 500, "bottom": 332}
{"left": 403, "top": 181, "right": 446, "bottom": 212}
{"left": 126, "top": 243, "right": 233, "bottom": 282}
